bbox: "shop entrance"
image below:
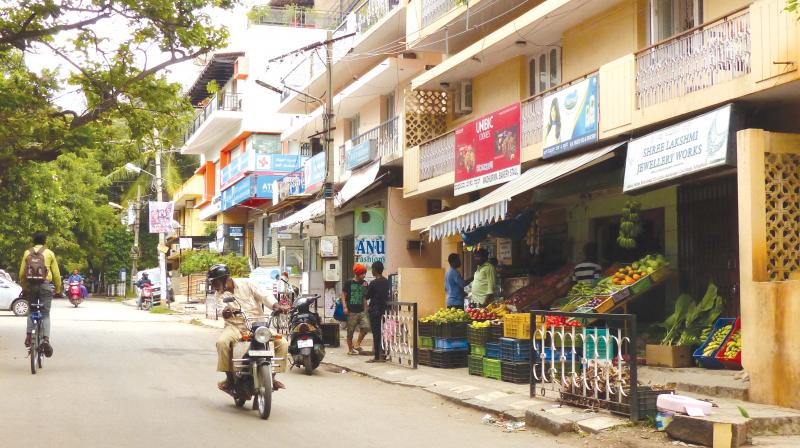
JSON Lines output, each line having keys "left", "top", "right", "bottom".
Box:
{"left": 677, "top": 175, "right": 740, "bottom": 315}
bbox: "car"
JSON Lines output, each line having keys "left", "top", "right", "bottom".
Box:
{"left": 0, "top": 276, "right": 27, "bottom": 316}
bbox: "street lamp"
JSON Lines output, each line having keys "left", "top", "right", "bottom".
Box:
{"left": 108, "top": 202, "right": 124, "bottom": 210}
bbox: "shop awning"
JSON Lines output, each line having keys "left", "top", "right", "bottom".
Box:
{"left": 410, "top": 210, "right": 451, "bottom": 232}
{"left": 426, "top": 142, "right": 625, "bottom": 241}
{"left": 270, "top": 199, "right": 325, "bottom": 230}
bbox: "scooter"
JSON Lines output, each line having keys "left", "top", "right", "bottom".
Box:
{"left": 288, "top": 294, "right": 325, "bottom": 375}
{"left": 67, "top": 281, "right": 83, "bottom": 307}
{"left": 139, "top": 285, "right": 154, "bottom": 310}
{"left": 222, "top": 295, "right": 280, "bottom": 420}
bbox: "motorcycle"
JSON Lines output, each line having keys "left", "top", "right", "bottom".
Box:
{"left": 222, "top": 295, "right": 280, "bottom": 420}
{"left": 67, "top": 281, "right": 83, "bottom": 307}
{"left": 288, "top": 294, "right": 325, "bottom": 375}
{"left": 139, "top": 285, "right": 154, "bottom": 310}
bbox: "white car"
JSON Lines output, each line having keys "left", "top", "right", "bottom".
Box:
{"left": 0, "top": 275, "right": 27, "bottom": 316}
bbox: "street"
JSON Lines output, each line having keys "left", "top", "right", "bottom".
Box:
{"left": 0, "top": 299, "right": 574, "bottom": 448}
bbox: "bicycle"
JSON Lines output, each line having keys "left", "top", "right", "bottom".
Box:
{"left": 28, "top": 301, "right": 45, "bottom": 374}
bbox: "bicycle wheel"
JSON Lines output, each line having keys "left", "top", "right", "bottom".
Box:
{"left": 36, "top": 323, "right": 43, "bottom": 369}
{"left": 30, "top": 338, "right": 37, "bottom": 375}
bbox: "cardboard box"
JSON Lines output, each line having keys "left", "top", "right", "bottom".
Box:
{"left": 646, "top": 344, "right": 695, "bottom": 368}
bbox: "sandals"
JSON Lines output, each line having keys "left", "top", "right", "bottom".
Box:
{"left": 347, "top": 349, "right": 359, "bottom": 355}
{"left": 354, "top": 346, "right": 365, "bottom": 354}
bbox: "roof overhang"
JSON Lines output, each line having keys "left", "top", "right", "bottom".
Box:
{"left": 186, "top": 52, "right": 245, "bottom": 106}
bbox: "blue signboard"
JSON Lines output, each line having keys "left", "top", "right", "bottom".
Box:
{"left": 346, "top": 140, "right": 375, "bottom": 170}
{"left": 221, "top": 176, "right": 254, "bottom": 211}
{"left": 220, "top": 154, "right": 252, "bottom": 186}
{"left": 255, "top": 154, "right": 306, "bottom": 174}
{"left": 255, "top": 175, "right": 284, "bottom": 199}
{"left": 304, "top": 152, "right": 326, "bottom": 191}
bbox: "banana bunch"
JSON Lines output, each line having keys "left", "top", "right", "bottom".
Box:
{"left": 617, "top": 200, "right": 642, "bottom": 249}
{"left": 703, "top": 324, "right": 732, "bottom": 356}
{"left": 723, "top": 330, "right": 741, "bottom": 358}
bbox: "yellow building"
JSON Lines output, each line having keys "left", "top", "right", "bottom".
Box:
{"left": 399, "top": 0, "right": 800, "bottom": 410}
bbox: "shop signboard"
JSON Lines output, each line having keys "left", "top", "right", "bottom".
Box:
{"left": 148, "top": 201, "right": 174, "bottom": 233}
{"left": 541, "top": 74, "right": 599, "bottom": 159}
{"left": 255, "top": 174, "right": 284, "bottom": 199}
{"left": 179, "top": 237, "right": 193, "bottom": 250}
{"left": 354, "top": 208, "right": 386, "bottom": 280}
{"left": 228, "top": 226, "right": 244, "bottom": 237}
{"left": 497, "top": 238, "right": 513, "bottom": 266}
{"left": 454, "top": 103, "right": 521, "bottom": 196}
{"left": 255, "top": 154, "right": 306, "bottom": 174}
{"left": 220, "top": 154, "right": 251, "bottom": 187}
{"left": 623, "top": 104, "right": 733, "bottom": 192}
{"left": 275, "top": 172, "right": 305, "bottom": 205}
{"left": 346, "top": 140, "right": 376, "bottom": 170}
{"left": 304, "top": 152, "right": 326, "bottom": 192}
{"left": 221, "top": 176, "right": 254, "bottom": 211}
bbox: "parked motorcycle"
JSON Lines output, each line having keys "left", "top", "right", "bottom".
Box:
{"left": 139, "top": 285, "right": 154, "bottom": 310}
{"left": 222, "top": 295, "right": 280, "bottom": 420}
{"left": 288, "top": 294, "right": 325, "bottom": 375}
{"left": 67, "top": 281, "right": 83, "bottom": 307}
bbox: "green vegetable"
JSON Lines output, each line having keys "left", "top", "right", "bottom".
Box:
{"left": 660, "top": 283, "right": 725, "bottom": 347}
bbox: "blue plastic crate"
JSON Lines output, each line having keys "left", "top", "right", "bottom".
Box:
{"left": 584, "top": 328, "right": 618, "bottom": 360}
{"left": 500, "top": 337, "right": 532, "bottom": 362}
{"left": 539, "top": 347, "right": 579, "bottom": 362}
{"left": 693, "top": 317, "right": 736, "bottom": 369}
{"left": 434, "top": 338, "right": 469, "bottom": 351}
{"left": 485, "top": 342, "right": 501, "bottom": 359}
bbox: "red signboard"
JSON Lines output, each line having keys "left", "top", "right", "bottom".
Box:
{"left": 454, "top": 103, "right": 521, "bottom": 196}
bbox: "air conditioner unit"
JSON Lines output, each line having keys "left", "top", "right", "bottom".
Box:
{"left": 302, "top": 222, "right": 325, "bottom": 237}
{"left": 459, "top": 81, "right": 473, "bottom": 114}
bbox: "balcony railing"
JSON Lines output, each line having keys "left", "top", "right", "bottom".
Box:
{"left": 184, "top": 93, "right": 243, "bottom": 143}
{"left": 419, "top": 131, "right": 454, "bottom": 181}
{"left": 354, "top": 0, "right": 400, "bottom": 35}
{"left": 340, "top": 115, "right": 401, "bottom": 176}
{"left": 635, "top": 8, "right": 751, "bottom": 109}
{"left": 250, "top": 6, "right": 341, "bottom": 29}
{"left": 422, "top": 0, "right": 458, "bottom": 28}
{"left": 520, "top": 95, "right": 543, "bottom": 148}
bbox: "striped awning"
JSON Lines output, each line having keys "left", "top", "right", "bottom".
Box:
{"left": 427, "top": 142, "right": 625, "bottom": 241}
{"left": 270, "top": 199, "right": 325, "bottom": 230}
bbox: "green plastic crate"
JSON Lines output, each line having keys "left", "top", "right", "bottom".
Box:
{"left": 483, "top": 358, "right": 502, "bottom": 380}
{"left": 470, "top": 344, "right": 486, "bottom": 356}
{"left": 468, "top": 355, "right": 483, "bottom": 376}
{"left": 419, "top": 336, "right": 434, "bottom": 349}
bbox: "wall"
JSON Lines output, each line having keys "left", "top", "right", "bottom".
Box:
{"left": 385, "top": 187, "right": 442, "bottom": 275}
{"left": 562, "top": 0, "right": 638, "bottom": 80}
{"left": 398, "top": 267, "right": 446, "bottom": 316}
{"left": 704, "top": 0, "right": 752, "bottom": 20}
{"left": 448, "top": 56, "right": 526, "bottom": 129}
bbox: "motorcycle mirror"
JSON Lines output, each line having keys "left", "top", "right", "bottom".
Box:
{"left": 223, "top": 296, "right": 235, "bottom": 303}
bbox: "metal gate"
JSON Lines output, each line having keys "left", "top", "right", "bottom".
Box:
{"left": 382, "top": 302, "right": 417, "bottom": 369}
{"left": 678, "top": 175, "right": 740, "bottom": 315}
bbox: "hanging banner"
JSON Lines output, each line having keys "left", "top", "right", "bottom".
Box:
{"left": 304, "top": 152, "right": 326, "bottom": 192}
{"left": 354, "top": 208, "right": 386, "bottom": 280}
{"left": 454, "top": 103, "right": 521, "bottom": 196}
{"left": 541, "top": 74, "right": 599, "bottom": 159}
{"left": 623, "top": 104, "right": 733, "bottom": 192}
{"left": 148, "top": 201, "right": 174, "bottom": 233}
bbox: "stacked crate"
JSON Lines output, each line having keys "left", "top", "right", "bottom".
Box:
{"left": 499, "top": 313, "right": 535, "bottom": 384}
{"left": 424, "top": 322, "right": 469, "bottom": 368}
{"left": 467, "top": 325, "right": 489, "bottom": 376}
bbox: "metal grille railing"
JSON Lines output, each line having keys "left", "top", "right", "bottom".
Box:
{"left": 350, "top": 116, "right": 401, "bottom": 160}
{"left": 521, "top": 94, "right": 543, "bottom": 148}
{"left": 419, "top": 131, "right": 455, "bottom": 181}
{"left": 250, "top": 6, "right": 341, "bottom": 29}
{"left": 184, "top": 93, "right": 243, "bottom": 143}
{"left": 528, "top": 310, "right": 647, "bottom": 422}
{"left": 355, "top": 0, "right": 400, "bottom": 34}
{"left": 382, "top": 302, "right": 418, "bottom": 368}
{"left": 635, "top": 9, "right": 751, "bottom": 109}
{"left": 422, "top": 0, "right": 458, "bottom": 28}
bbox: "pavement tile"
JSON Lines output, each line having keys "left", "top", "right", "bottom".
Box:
{"left": 576, "top": 416, "right": 627, "bottom": 433}
{"left": 474, "top": 391, "right": 512, "bottom": 402}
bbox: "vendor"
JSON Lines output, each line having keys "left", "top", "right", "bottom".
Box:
{"left": 445, "top": 254, "right": 466, "bottom": 310}
{"left": 470, "top": 249, "right": 496, "bottom": 306}
{"left": 572, "top": 242, "right": 603, "bottom": 284}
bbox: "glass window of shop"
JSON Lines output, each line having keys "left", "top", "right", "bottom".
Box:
{"left": 247, "top": 134, "right": 281, "bottom": 154}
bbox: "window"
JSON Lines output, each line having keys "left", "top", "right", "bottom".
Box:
{"left": 650, "top": 0, "right": 702, "bottom": 43}
{"left": 384, "top": 93, "right": 396, "bottom": 121}
{"left": 528, "top": 47, "right": 561, "bottom": 96}
{"left": 247, "top": 134, "right": 281, "bottom": 154}
{"left": 453, "top": 80, "right": 473, "bottom": 117}
{"left": 261, "top": 217, "right": 272, "bottom": 256}
{"left": 349, "top": 113, "right": 361, "bottom": 139}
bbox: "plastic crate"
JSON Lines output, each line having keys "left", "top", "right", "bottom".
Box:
{"left": 433, "top": 321, "right": 469, "bottom": 339}
{"left": 434, "top": 338, "right": 468, "bottom": 351}
{"left": 467, "top": 326, "right": 489, "bottom": 346}
{"left": 321, "top": 323, "right": 340, "bottom": 347}
{"left": 468, "top": 355, "right": 484, "bottom": 376}
{"left": 488, "top": 322, "right": 504, "bottom": 342}
{"left": 485, "top": 342, "right": 501, "bottom": 359}
{"left": 607, "top": 387, "right": 675, "bottom": 419}
{"left": 418, "top": 321, "right": 434, "bottom": 337}
{"left": 470, "top": 344, "right": 486, "bottom": 356}
{"left": 430, "top": 349, "right": 468, "bottom": 368}
{"left": 501, "top": 360, "right": 531, "bottom": 384}
{"left": 500, "top": 337, "right": 532, "bottom": 362}
{"left": 715, "top": 318, "right": 742, "bottom": 370}
{"left": 693, "top": 317, "right": 737, "bottom": 369}
{"left": 503, "top": 313, "right": 532, "bottom": 339}
{"left": 418, "top": 348, "right": 433, "bottom": 366}
{"left": 483, "top": 358, "right": 502, "bottom": 380}
{"left": 584, "top": 328, "right": 617, "bottom": 360}
{"left": 539, "top": 347, "right": 579, "bottom": 362}
{"left": 418, "top": 336, "right": 434, "bottom": 349}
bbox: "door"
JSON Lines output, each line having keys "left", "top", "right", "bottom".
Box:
{"left": 678, "top": 175, "right": 740, "bottom": 315}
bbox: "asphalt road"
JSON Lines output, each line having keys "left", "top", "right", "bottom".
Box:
{"left": 0, "top": 299, "right": 575, "bottom": 448}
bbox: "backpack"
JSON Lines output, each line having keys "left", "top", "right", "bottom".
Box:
{"left": 25, "top": 247, "right": 48, "bottom": 282}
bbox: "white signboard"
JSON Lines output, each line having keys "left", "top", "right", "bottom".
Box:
{"left": 179, "top": 237, "right": 193, "bottom": 250}
{"left": 624, "top": 105, "right": 732, "bottom": 192}
{"left": 148, "top": 201, "right": 175, "bottom": 233}
{"left": 497, "top": 238, "right": 513, "bottom": 266}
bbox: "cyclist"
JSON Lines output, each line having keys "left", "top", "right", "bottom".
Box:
{"left": 18, "top": 232, "right": 62, "bottom": 356}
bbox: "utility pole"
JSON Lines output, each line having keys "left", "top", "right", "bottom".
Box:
{"left": 154, "top": 131, "right": 168, "bottom": 307}
{"left": 324, "top": 29, "right": 335, "bottom": 236}
{"left": 131, "top": 185, "right": 141, "bottom": 295}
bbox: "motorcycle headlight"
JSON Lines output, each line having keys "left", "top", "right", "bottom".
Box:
{"left": 254, "top": 326, "right": 272, "bottom": 344}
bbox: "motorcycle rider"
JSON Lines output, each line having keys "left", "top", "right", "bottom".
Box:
{"left": 207, "top": 264, "right": 289, "bottom": 393}
{"left": 135, "top": 273, "right": 153, "bottom": 308}
{"left": 67, "top": 269, "right": 88, "bottom": 298}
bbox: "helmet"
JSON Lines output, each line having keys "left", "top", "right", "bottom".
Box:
{"left": 353, "top": 263, "right": 367, "bottom": 275}
{"left": 207, "top": 264, "right": 230, "bottom": 282}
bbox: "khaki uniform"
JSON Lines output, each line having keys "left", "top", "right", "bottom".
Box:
{"left": 215, "top": 278, "right": 288, "bottom": 373}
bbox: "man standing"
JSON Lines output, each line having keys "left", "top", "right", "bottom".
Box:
{"left": 470, "top": 249, "right": 496, "bottom": 307}
{"left": 445, "top": 253, "right": 466, "bottom": 310}
{"left": 19, "top": 232, "right": 61, "bottom": 356}
{"left": 208, "top": 264, "right": 289, "bottom": 393}
{"left": 342, "top": 264, "right": 369, "bottom": 355}
{"left": 365, "top": 261, "right": 390, "bottom": 363}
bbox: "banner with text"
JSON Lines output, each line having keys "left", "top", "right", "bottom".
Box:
{"left": 148, "top": 201, "right": 174, "bottom": 233}
{"left": 541, "top": 75, "right": 598, "bottom": 159}
{"left": 354, "top": 208, "right": 386, "bottom": 281}
{"left": 623, "top": 104, "right": 733, "bottom": 192}
{"left": 454, "top": 103, "right": 521, "bottom": 196}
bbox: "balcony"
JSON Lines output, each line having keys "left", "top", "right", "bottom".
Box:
{"left": 419, "top": 131, "right": 454, "bottom": 181}
{"left": 249, "top": 5, "right": 341, "bottom": 29}
{"left": 339, "top": 115, "right": 402, "bottom": 178}
{"left": 635, "top": 8, "right": 751, "bottom": 109}
{"left": 182, "top": 93, "right": 244, "bottom": 153}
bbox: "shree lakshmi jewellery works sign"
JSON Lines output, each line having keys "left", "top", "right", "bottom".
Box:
{"left": 623, "top": 104, "right": 734, "bottom": 192}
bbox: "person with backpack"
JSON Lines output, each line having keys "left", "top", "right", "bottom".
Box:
{"left": 18, "top": 232, "right": 62, "bottom": 356}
